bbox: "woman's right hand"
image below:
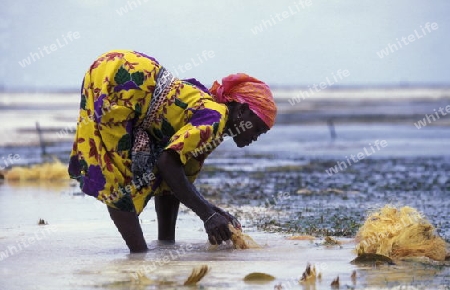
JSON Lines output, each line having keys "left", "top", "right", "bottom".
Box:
{"left": 212, "top": 206, "right": 242, "bottom": 230}
{"left": 203, "top": 212, "right": 232, "bottom": 245}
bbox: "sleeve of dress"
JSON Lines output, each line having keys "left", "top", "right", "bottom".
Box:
{"left": 164, "top": 108, "right": 225, "bottom": 165}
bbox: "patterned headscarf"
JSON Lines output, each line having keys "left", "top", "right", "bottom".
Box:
{"left": 209, "top": 73, "right": 277, "bottom": 128}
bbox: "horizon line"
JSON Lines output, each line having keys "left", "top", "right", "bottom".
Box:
{"left": 1, "top": 82, "right": 450, "bottom": 93}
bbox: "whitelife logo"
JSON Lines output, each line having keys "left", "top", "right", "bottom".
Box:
{"left": 250, "top": 0, "right": 313, "bottom": 35}
{"left": 115, "top": 0, "right": 150, "bottom": 16}
{"left": 414, "top": 105, "right": 450, "bottom": 129}
{"left": 376, "top": 22, "right": 438, "bottom": 59}
{"left": 171, "top": 50, "right": 215, "bottom": 77}
{"left": 18, "top": 31, "right": 81, "bottom": 68}
{"left": 289, "top": 69, "right": 350, "bottom": 106}
{"left": 325, "top": 140, "right": 388, "bottom": 176}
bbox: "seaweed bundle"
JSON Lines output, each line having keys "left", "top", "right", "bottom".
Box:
{"left": 355, "top": 205, "right": 447, "bottom": 261}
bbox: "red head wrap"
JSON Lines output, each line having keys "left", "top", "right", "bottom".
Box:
{"left": 209, "top": 73, "right": 277, "bottom": 128}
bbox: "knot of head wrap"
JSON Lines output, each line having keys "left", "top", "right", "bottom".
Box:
{"left": 209, "top": 73, "right": 277, "bottom": 128}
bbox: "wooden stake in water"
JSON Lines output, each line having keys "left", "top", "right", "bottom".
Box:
{"left": 35, "top": 121, "right": 47, "bottom": 157}
{"left": 327, "top": 119, "right": 337, "bottom": 140}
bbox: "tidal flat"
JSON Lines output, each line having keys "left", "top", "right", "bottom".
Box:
{"left": 1, "top": 90, "right": 450, "bottom": 289}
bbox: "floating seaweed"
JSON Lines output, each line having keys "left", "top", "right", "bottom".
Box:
{"left": 183, "top": 265, "right": 210, "bottom": 286}
{"left": 112, "top": 265, "right": 210, "bottom": 287}
{"left": 299, "top": 263, "right": 317, "bottom": 284}
{"left": 350, "top": 253, "right": 394, "bottom": 265}
{"left": 286, "top": 235, "right": 315, "bottom": 241}
{"left": 5, "top": 159, "right": 68, "bottom": 181}
{"left": 351, "top": 270, "right": 357, "bottom": 284}
{"left": 323, "top": 236, "right": 341, "bottom": 246}
{"left": 330, "top": 276, "right": 339, "bottom": 288}
{"left": 243, "top": 272, "right": 275, "bottom": 282}
{"left": 273, "top": 283, "right": 283, "bottom": 290}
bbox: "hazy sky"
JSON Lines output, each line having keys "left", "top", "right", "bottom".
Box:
{"left": 1, "top": 0, "right": 449, "bottom": 90}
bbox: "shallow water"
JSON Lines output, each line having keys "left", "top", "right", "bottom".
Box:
{"left": 0, "top": 180, "right": 449, "bottom": 289}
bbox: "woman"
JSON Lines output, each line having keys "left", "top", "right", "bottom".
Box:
{"left": 68, "top": 50, "right": 277, "bottom": 253}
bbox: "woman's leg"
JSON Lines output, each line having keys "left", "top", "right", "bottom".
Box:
{"left": 154, "top": 194, "right": 180, "bottom": 242}
{"left": 107, "top": 206, "right": 148, "bottom": 253}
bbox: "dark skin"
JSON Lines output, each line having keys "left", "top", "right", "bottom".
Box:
{"left": 107, "top": 102, "right": 270, "bottom": 253}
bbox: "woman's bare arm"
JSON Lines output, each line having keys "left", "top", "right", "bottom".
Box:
{"left": 156, "top": 149, "right": 231, "bottom": 244}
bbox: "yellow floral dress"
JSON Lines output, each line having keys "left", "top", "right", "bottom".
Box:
{"left": 68, "top": 50, "right": 228, "bottom": 214}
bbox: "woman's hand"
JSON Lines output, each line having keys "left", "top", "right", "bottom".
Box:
{"left": 157, "top": 150, "right": 234, "bottom": 245}
{"left": 203, "top": 212, "right": 232, "bottom": 245}
{"left": 212, "top": 206, "right": 242, "bottom": 230}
